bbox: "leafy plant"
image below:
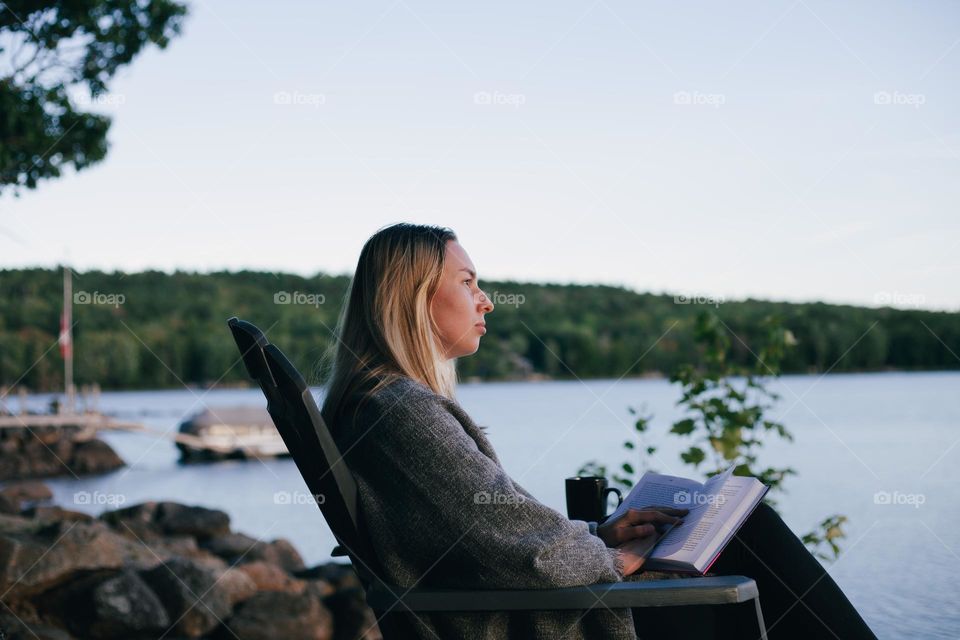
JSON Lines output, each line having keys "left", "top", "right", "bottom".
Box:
{"left": 579, "top": 311, "right": 847, "bottom": 561}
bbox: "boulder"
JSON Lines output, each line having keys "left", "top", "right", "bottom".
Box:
{"left": 0, "top": 493, "right": 21, "bottom": 515}
{"left": 202, "top": 533, "right": 305, "bottom": 572}
{"left": 21, "top": 506, "right": 94, "bottom": 524}
{"left": 0, "top": 611, "right": 74, "bottom": 640}
{"left": 0, "top": 481, "right": 53, "bottom": 504}
{"left": 218, "top": 591, "right": 333, "bottom": 640}
{"left": 295, "top": 562, "right": 362, "bottom": 591}
{"left": 0, "top": 520, "right": 158, "bottom": 599}
{"left": 100, "top": 501, "right": 230, "bottom": 543}
{"left": 154, "top": 502, "right": 230, "bottom": 540}
{"left": 139, "top": 556, "right": 232, "bottom": 638}
{"left": 237, "top": 560, "right": 306, "bottom": 593}
{"left": 323, "top": 589, "right": 383, "bottom": 640}
{"left": 216, "top": 566, "right": 258, "bottom": 607}
{"left": 69, "top": 440, "right": 125, "bottom": 476}
{"left": 44, "top": 569, "right": 170, "bottom": 639}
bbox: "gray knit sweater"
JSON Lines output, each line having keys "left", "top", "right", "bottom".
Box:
{"left": 334, "top": 375, "right": 638, "bottom": 639}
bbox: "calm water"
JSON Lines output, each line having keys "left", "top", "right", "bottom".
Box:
{"left": 14, "top": 371, "right": 960, "bottom": 639}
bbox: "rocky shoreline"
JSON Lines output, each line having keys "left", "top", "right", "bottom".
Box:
{"left": 0, "top": 482, "right": 381, "bottom": 639}
{"left": 0, "top": 425, "right": 125, "bottom": 481}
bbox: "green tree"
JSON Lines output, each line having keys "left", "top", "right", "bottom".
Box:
{"left": 1, "top": 0, "right": 187, "bottom": 194}
{"left": 579, "top": 312, "right": 848, "bottom": 561}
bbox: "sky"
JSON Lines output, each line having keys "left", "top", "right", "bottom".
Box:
{"left": 1, "top": 0, "right": 958, "bottom": 310}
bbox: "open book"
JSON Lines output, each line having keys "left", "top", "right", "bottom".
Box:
{"left": 607, "top": 464, "right": 769, "bottom": 574}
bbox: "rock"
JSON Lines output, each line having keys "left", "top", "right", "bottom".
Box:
{"left": 202, "top": 533, "right": 305, "bottom": 572}
{"left": 21, "top": 506, "right": 94, "bottom": 524}
{"left": 217, "top": 567, "right": 258, "bottom": 607}
{"left": 324, "top": 589, "right": 382, "bottom": 640}
{"left": 237, "top": 560, "right": 306, "bottom": 593}
{"left": 295, "top": 562, "right": 362, "bottom": 591}
{"left": 0, "top": 480, "right": 53, "bottom": 504}
{"left": 201, "top": 531, "right": 260, "bottom": 561}
{"left": 261, "top": 538, "right": 305, "bottom": 572}
{"left": 44, "top": 569, "right": 170, "bottom": 639}
{"left": 99, "top": 501, "right": 159, "bottom": 528}
{"left": 0, "top": 520, "right": 158, "bottom": 599}
{"left": 0, "top": 512, "right": 47, "bottom": 535}
{"left": 99, "top": 501, "right": 164, "bottom": 546}
{"left": 154, "top": 502, "right": 230, "bottom": 540}
{"left": 140, "top": 556, "right": 232, "bottom": 638}
{"left": 217, "top": 591, "right": 333, "bottom": 640}
{"left": 101, "top": 501, "right": 230, "bottom": 543}
{"left": 303, "top": 578, "right": 336, "bottom": 600}
{"left": 0, "top": 492, "right": 20, "bottom": 514}
{"left": 0, "top": 611, "right": 74, "bottom": 640}
{"left": 0, "top": 430, "right": 124, "bottom": 481}
{"left": 69, "top": 440, "right": 125, "bottom": 476}
{"left": 88, "top": 570, "right": 169, "bottom": 639}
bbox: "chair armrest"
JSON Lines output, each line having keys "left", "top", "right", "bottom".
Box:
{"left": 366, "top": 575, "right": 759, "bottom": 612}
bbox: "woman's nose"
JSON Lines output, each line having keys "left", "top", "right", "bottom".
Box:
{"left": 477, "top": 290, "right": 494, "bottom": 312}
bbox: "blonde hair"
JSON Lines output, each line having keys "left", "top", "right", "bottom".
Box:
{"left": 319, "top": 222, "right": 459, "bottom": 427}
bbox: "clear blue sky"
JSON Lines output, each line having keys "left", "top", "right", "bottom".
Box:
{"left": 2, "top": 0, "right": 958, "bottom": 310}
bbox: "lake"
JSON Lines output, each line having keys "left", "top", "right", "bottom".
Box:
{"left": 18, "top": 371, "right": 960, "bottom": 639}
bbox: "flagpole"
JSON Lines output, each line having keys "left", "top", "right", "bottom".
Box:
{"left": 62, "top": 266, "right": 75, "bottom": 415}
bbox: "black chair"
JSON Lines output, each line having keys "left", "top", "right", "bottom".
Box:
{"left": 227, "top": 317, "right": 767, "bottom": 639}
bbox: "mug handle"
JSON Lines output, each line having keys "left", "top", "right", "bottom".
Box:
{"left": 603, "top": 487, "right": 623, "bottom": 517}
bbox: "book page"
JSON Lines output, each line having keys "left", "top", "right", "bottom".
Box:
{"left": 607, "top": 471, "right": 704, "bottom": 522}
{"left": 652, "top": 473, "right": 759, "bottom": 566}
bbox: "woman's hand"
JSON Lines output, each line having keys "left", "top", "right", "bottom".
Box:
{"left": 596, "top": 505, "right": 688, "bottom": 548}
{"left": 615, "top": 535, "right": 662, "bottom": 576}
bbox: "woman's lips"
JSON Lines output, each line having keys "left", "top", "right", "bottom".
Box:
{"left": 475, "top": 323, "right": 486, "bottom": 334}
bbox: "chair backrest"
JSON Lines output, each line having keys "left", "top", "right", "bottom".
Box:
{"left": 227, "top": 317, "right": 438, "bottom": 638}
{"left": 226, "top": 317, "right": 382, "bottom": 584}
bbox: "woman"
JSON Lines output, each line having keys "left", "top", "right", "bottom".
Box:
{"left": 320, "top": 223, "right": 877, "bottom": 639}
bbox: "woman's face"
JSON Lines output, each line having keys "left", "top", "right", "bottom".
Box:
{"left": 429, "top": 240, "right": 495, "bottom": 360}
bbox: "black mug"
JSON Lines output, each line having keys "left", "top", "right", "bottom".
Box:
{"left": 565, "top": 476, "right": 623, "bottom": 523}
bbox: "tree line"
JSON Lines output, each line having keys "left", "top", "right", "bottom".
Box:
{"left": 1, "top": 267, "right": 957, "bottom": 392}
